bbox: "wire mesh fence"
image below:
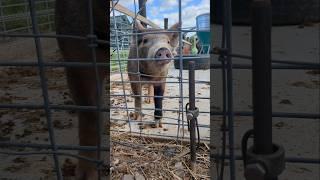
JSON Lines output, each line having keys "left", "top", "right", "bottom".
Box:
{"left": 211, "top": 0, "right": 319, "bottom": 179}
{"left": 0, "top": 0, "right": 211, "bottom": 179}
{"left": 0, "top": 0, "right": 109, "bottom": 179}
{"left": 0, "top": 0, "right": 54, "bottom": 40}
{"left": 109, "top": 0, "right": 210, "bottom": 178}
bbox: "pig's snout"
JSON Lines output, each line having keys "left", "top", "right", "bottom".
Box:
{"left": 155, "top": 48, "right": 172, "bottom": 64}
{"left": 155, "top": 48, "right": 172, "bottom": 58}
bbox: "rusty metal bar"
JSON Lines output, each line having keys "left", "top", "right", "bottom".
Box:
{"left": 189, "top": 61, "right": 197, "bottom": 169}
{"left": 27, "top": 0, "right": 62, "bottom": 179}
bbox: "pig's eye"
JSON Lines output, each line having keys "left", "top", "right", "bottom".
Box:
{"left": 143, "top": 39, "right": 148, "bottom": 44}
{"left": 167, "top": 40, "right": 170, "bottom": 44}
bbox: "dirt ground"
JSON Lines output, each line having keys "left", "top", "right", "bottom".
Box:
{"left": 0, "top": 23, "right": 319, "bottom": 180}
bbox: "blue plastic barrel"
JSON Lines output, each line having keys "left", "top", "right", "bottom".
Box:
{"left": 196, "top": 13, "right": 210, "bottom": 54}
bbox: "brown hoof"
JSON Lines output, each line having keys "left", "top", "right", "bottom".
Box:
{"left": 129, "top": 112, "right": 142, "bottom": 120}
{"left": 144, "top": 97, "right": 153, "bottom": 104}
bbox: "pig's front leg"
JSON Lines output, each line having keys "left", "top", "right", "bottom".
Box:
{"left": 153, "top": 83, "right": 165, "bottom": 128}
{"left": 129, "top": 82, "right": 143, "bottom": 120}
{"left": 144, "top": 84, "right": 154, "bottom": 104}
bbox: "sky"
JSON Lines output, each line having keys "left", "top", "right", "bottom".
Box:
{"left": 111, "top": 0, "right": 210, "bottom": 29}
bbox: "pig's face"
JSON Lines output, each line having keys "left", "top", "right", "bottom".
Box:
{"left": 133, "top": 21, "right": 180, "bottom": 66}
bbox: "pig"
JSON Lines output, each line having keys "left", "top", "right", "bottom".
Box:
{"left": 55, "top": 0, "right": 108, "bottom": 179}
{"left": 127, "top": 21, "right": 180, "bottom": 128}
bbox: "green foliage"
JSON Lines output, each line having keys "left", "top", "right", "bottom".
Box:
{"left": 110, "top": 49, "right": 129, "bottom": 72}
{"left": 0, "top": 0, "right": 55, "bottom": 33}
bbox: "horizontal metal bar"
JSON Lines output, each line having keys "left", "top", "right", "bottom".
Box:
{"left": 112, "top": 72, "right": 184, "bottom": 79}
{"left": 0, "top": 9, "right": 54, "bottom": 22}
{"left": 212, "top": 154, "right": 320, "bottom": 164}
{"left": 211, "top": 64, "right": 320, "bottom": 70}
{"left": 0, "top": 61, "right": 109, "bottom": 67}
{"left": 0, "top": 151, "right": 102, "bottom": 164}
{"left": 110, "top": 94, "right": 210, "bottom": 100}
{"left": 211, "top": 111, "right": 320, "bottom": 119}
{"left": 0, "top": 140, "right": 181, "bottom": 154}
{"left": 0, "top": 56, "right": 208, "bottom": 65}
{"left": 111, "top": 117, "right": 210, "bottom": 128}
{"left": 0, "top": 142, "right": 108, "bottom": 151}
{"left": 0, "top": 0, "right": 54, "bottom": 8}
{"left": 1, "top": 104, "right": 318, "bottom": 119}
{"left": 1, "top": 144, "right": 317, "bottom": 164}
{"left": 0, "top": 33, "right": 108, "bottom": 44}
{"left": 114, "top": 29, "right": 210, "bottom": 36}
{"left": 111, "top": 80, "right": 210, "bottom": 84}
{"left": 214, "top": 52, "right": 320, "bottom": 66}
{"left": 0, "top": 104, "right": 108, "bottom": 112}
{"left": 0, "top": 61, "right": 204, "bottom": 80}
{"left": 6, "top": 62, "right": 314, "bottom": 72}
{"left": 109, "top": 26, "right": 198, "bottom": 32}
{"left": 0, "top": 22, "right": 54, "bottom": 33}
{"left": 111, "top": 106, "right": 210, "bottom": 114}
{"left": 1, "top": 61, "right": 317, "bottom": 70}
{"left": 110, "top": 56, "right": 210, "bottom": 61}
{"left": 111, "top": 129, "right": 210, "bottom": 141}
{"left": 0, "top": 140, "right": 178, "bottom": 154}
{"left": 137, "top": 113, "right": 183, "bottom": 122}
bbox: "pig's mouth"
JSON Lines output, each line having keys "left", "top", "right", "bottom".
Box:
{"left": 154, "top": 47, "right": 173, "bottom": 65}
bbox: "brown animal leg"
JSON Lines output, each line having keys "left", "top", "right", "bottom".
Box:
{"left": 144, "top": 84, "right": 154, "bottom": 104}
{"left": 129, "top": 82, "right": 142, "bottom": 120}
{"left": 66, "top": 66, "right": 107, "bottom": 180}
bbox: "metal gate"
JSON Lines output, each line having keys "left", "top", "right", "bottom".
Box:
{"left": 211, "top": 0, "right": 320, "bottom": 179}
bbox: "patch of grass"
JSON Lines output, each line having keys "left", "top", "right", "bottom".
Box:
{"left": 1, "top": 0, "right": 54, "bottom": 33}
{"left": 110, "top": 49, "right": 129, "bottom": 72}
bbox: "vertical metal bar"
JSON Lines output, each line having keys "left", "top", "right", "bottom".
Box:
{"left": 164, "top": 18, "right": 168, "bottom": 29}
{"left": 189, "top": 61, "right": 196, "bottom": 169}
{"left": 27, "top": 0, "right": 62, "bottom": 179}
{"left": 209, "top": 3, "right": 216, "bottom": 178}
{"left": 45, "top": 0, "right": 51, "bottom": 32}
{"left": 250, "top": 1, "right": 278, "bottom": 180}
{"left": 225, "top": 0, "right": 236, "bottom": 179}
{"left": 0, "top": 0, "right": 7, "bottom": 34}
{"left": 132, "top": 0, "right": 145, "bottom": 136}
{"left": 24, "top": 2, "right": 31, "bottom": 33}
{"left": 252, "top": 0, "right": 273, "bottom": 157}
{"left": 111, "top": 0, "right": 132, "bottom": 133}
{"left": 177, "top": 0, "right": 185, "bottom": 141}
{"left": 214, "top": 1, "right": 228, "bottom": 179}
{"left": 218, "top": 57, "right": 227, "bottom": 180}
{"left": 87, "top": 0, "right": 104, "bottom": 179}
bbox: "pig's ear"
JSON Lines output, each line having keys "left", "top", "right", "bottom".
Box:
{"left": 168, "top": 22, "right": 181, "bottom": 47}
{"left": 134, "top": 20, "right": 145, "bottom": 32}
{"left": 169, "top": 22, "right": 180, "bottom": 31}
